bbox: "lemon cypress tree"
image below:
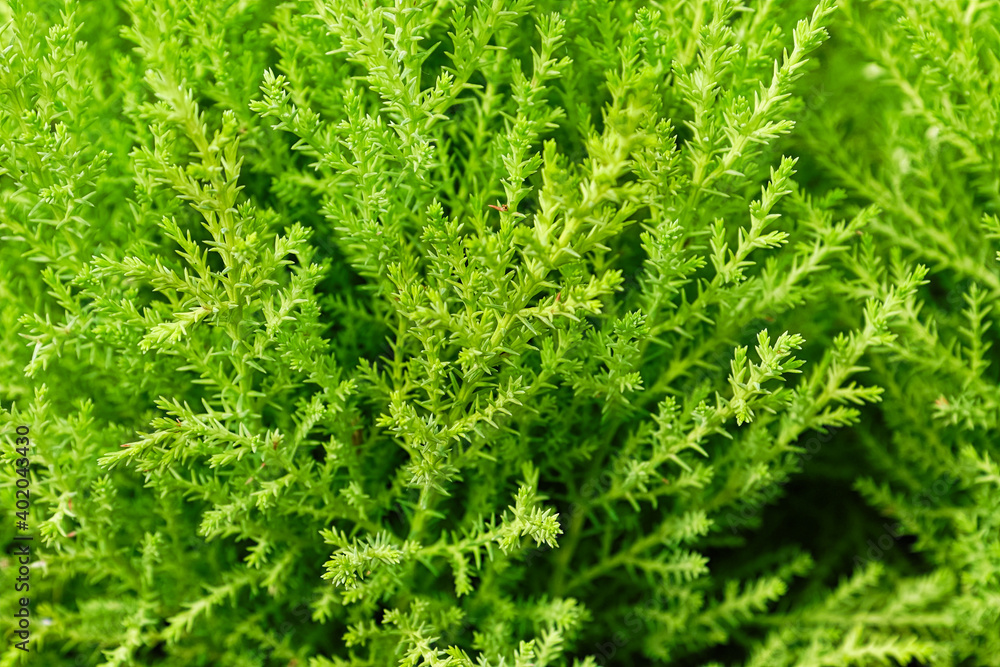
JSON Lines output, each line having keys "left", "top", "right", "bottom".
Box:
{"left": 1, "top": 1, "right": 997, "bottom": 666}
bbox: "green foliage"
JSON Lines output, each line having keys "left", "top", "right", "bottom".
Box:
{"left": 0, "top": 0, "right": 997, "bottom": 665}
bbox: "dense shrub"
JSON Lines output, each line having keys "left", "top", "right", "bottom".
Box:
{"left": 1, "top": 0, "right": 997, "bottom": 665}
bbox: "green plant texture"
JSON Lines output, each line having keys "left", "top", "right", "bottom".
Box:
{"left": 1, "top": 0, "right": 998, "bottom": 665}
